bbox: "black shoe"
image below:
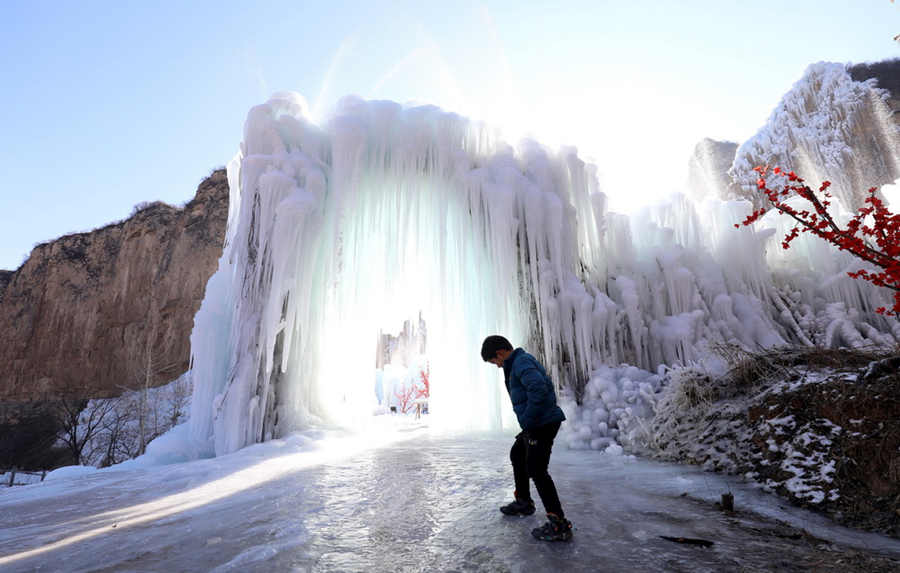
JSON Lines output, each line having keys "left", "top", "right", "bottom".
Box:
{"left": 531, "top": 513, "right": 573, "bottom": 541}
{"left": 500, "top": 497, "right": 536, "bottom": 516}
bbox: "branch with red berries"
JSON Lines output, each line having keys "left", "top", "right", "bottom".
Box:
{"left": 416, "top": 366, "right": 430, "bottom": 400}
{"left": 735, "top": 166, "right": 900, "bottom": 316}
{"left": 394, "top": 384, "right": 416, "bottom": 413}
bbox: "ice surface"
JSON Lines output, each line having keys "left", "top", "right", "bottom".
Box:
{"left": 2, "top": 431, "right": 899, "bottom": 572}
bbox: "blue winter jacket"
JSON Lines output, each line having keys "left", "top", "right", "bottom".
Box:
{"left": 503, "top": 348, "right": 566, "bottom": 431}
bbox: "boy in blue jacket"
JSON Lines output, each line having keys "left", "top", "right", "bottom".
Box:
{"left": 481, "top": 335, "right": 573, "bottom": 542}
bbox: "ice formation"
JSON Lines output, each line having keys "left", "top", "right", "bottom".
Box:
{"left": 730, "top": 62, "right": 900, "bottom": 212}
{"left": 189, "top": 73, "right": 899, "bottom": 456}
{"left": 189, "top": 93, "right": 606, "bottom": 455}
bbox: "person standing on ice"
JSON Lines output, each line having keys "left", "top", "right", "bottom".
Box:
{"left": 481, "top": 335, "right": 573, "bottom": 542}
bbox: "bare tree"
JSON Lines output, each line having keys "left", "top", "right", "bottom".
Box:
{"left": 96, "top": 402, "right": 131, "bottom": 468}
{"left": 166, "top": 374, "right": 191, "bottom": 427}
{"left": 131, "top": 353, "right": 181, "bottom": 455}
{"left": 130, "top": 281, "right": 181, "bottom": 455}
{"left": 54, "top": 397, "right": 116, "bottom": 465}
{"left": 55, "top": 371, "right": 191, "bottom": 468}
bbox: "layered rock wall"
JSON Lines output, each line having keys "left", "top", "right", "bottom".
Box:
{"left": 0, "top": 169, "right": 228, "bottom": 404}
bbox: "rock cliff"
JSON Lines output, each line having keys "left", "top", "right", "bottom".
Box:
{"left": 686, "top": 138, "right": 740, "bottom": 203}
{"left": 0, "top": 169, "right": 228, "bottom": 404}
{"left": 849, "top": 59, "right": 900, "bottom": 118}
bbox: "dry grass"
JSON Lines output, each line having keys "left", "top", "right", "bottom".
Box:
{"left": 666, "top": 367, "right": 716, "bottom": 411}
{"left": 709, "top": 343, "right": 899, "bottom": 395}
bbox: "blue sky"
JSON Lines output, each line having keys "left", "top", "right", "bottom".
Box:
{"left": 1, "top": 0, "right": 897, "bottom": 270}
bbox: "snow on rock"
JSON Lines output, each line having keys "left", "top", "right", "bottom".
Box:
{"left": 43, "top": 465, "right": 99, "bottom": 482}
{"left": 882, "top": 177, "right": 900, "bottom": 210}
{"left": 764, "top": 416, "right": 842, "bottom": 505}
{"left": 731, "top": 62, "right": 900, "bottom": 213}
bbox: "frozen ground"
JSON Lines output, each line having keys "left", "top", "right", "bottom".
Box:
{"left": 1, "top": 422, "right": 899, "bottom": 572}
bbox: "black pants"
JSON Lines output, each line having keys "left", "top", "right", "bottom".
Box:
{"left": 510, "top": 421, "right": 563, "bottom": 517}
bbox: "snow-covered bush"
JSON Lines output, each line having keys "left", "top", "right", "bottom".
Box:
{"left": 560, "top": 364, "right": 663, "bottom": 452}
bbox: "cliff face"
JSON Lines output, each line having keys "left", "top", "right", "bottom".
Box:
{"left": 0, "top": 169, "right": 228, "bottom": 403}
{"left": 0, "top": 271, "right": 12, "bottom": 300}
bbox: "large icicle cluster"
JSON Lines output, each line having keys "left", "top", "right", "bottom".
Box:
{"left": 188, "top": 94, "right": 608, "bottom": 455}
{"left": 188, "top": 83, "right": 899, "bottom": 457}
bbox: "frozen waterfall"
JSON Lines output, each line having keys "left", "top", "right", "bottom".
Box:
{"left": 188, "top": 88, "right": 898, "bottom": 457}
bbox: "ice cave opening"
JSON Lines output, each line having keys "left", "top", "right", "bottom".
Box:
{"left": 375, "top": 317, "right": 430, "bottom": 417}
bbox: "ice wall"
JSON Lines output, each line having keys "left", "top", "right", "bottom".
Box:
{"left": 189, "top": 84, "right": 899, "bottom": 457}
{"left": 188, "top": 94, "right": 607, "bottom": 455}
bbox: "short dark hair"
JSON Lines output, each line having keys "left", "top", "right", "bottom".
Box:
{"left": 481, "top": 335, "right": 513, "bottom": 361}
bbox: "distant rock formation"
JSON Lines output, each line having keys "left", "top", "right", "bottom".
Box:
{"left": 686, "top": 138, "right": 739, "bottom": 203}
{"left": 849, "top": 59, "right": 900, "bottom": 118}
{"left": 0, "top": 169, "right": 228, "bottom": 405}
{"left": 684, "top": 60, "right": 900, "bottom": 210}
{"left": 728, "top": 61, "right": 900, "bottom": 212}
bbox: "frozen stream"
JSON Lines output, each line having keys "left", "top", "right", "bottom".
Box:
{"left": 1, "top": 426, "right": 899, "bottom": 572}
